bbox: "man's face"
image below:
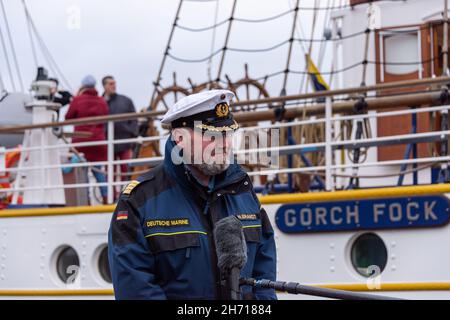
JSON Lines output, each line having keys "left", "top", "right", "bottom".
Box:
{"left": 172, "top": 127, "right": 234, "bottom": 175}
{"left": 49, "top": 80, "right": 58, "bottom": 95}
{"left": 192, "top": 128, "right": 233, "bottom": 165}
{"left": 104, "top": 78, "right": 116, "bottom": 95}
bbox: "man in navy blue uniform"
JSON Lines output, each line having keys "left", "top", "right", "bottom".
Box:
{"left": 108, "top": 90, "right": 277, "bottom": 300}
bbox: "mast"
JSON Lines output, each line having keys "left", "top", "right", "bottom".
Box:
{"left": 216, "top": 0, "right": 238, "bottom": 82}
{"left": 149, "top": 0, "right": 184, "bottom": 109}
{"left": 281, "top": 0, "right": 300, "bottom": 94}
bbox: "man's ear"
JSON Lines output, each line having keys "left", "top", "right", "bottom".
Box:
{"left": 171, "top": 128, "right": 189, "bottom": 149}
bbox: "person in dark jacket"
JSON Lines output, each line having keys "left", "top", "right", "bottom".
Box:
{"left": 49, "top": 78, "right": 72, "bottom": 107}
{"left": 108, "top": 90, "right": 277, "bottom": 300}
{"left": 102, "top": 75, "right": 137, "bottom": 182}
{"left": 65, "top": 75, "right": 109, "bottom": 204}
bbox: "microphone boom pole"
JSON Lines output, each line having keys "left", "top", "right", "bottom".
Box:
{"left": 240, "top": 278, "right": 403, "bottom": 300}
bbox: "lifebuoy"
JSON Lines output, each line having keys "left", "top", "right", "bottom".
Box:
{"left": 0, "top": 148, "right": 22, "bottom": 208}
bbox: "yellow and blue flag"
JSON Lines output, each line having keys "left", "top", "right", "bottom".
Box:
{"left": 306, "top": 54, "right": 330, "bottom": 91}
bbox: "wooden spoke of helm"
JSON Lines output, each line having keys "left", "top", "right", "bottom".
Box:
{"left": 151, "top": 73, "right": 190, "bottom": 111}
{"left": 226, "top": 64, "right": 270, "bottom": 112}
{"left": 188, "top": 78, "right": 223, "bottom": 94}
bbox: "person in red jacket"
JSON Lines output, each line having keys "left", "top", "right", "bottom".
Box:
{"left": 65, "top": 75, "right": 110, "bottom": 204}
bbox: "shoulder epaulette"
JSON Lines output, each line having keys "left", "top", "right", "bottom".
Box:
{"left": 121, "top": 170, "right": 156, "bottom": 196}
{"left": 122, "top": 180, "right": 140, "bottom": 195}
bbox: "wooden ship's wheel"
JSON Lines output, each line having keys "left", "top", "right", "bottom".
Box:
{"left": 150, "top": 73, "right": 190, "bottom": 111}
{"left": 226, "top": 64, "right": 270, "bottom": 112}
{"left": 131, "top": 115, "right": 162, "bottom": 179}
{"left": 225, "top": 64, "right": 272, "bottom": 185}
{"left": 134, "top": 67, "right": 274, "bottom": 187}
{"left": 133, "top": 73, "right": 190, "bottom": 178}
{"left": 188, "top": 78, "right": 223, "bottom": 94}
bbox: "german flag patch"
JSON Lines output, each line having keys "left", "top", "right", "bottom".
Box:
{"left": 116, "top": 211, "right": 129, "bottom": 221}
{"left": 122, "top": 180, "right": 140, "bottom": 195}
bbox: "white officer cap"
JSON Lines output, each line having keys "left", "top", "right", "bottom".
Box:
{"left": 161, "top": 89, "right": 238, "bottom": 132}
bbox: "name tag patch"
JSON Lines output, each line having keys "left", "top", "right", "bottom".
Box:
{"left": 236, "top": 214, "right": 258, "bottom": 221}
{"left": 146, "top": 219, "right": 190, "bottom": 228}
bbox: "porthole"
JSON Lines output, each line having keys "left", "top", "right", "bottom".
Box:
{"left": 350, "top": 233, "right": 388, "bottom": 277}
{"left": 98, "top": 246, "right": 112, "bottom": 283}
{"left": 55, "top": 246, "right": 80, "bottom": 284}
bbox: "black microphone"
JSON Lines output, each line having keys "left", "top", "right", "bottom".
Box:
{"left": 213, "top": 215, "right": 248, "bottom": 300}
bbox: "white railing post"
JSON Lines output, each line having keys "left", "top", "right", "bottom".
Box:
{"left": 107, "top": 121, "right": 114, "bottom": 204}
{"left": 325, "top": 96, "right": 333, "bottom": 191}
{"left": 40, "top": 128, "right": 46, "bottom": 199}
{"left": 11, "top": 130, "right": 28, "bottom": 204}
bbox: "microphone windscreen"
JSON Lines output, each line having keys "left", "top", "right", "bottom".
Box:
{"left": 213, "top": 215, "right": 247, "bottom": 272}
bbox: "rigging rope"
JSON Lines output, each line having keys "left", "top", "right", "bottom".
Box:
{"left": 0, "top": 0, "right": 24, "bottom": 92}
{"left": 317, "top": 0, "right": 333, "bottom": 71}
{"left": 182, "top": 0, "right": 409, "bottom": 11}
{"left": 157, "top": 0, "right": 432, "bottom": 97}
{"left": 207, "top": 0, "right": 220, "bottom": 82}
{"left": 24, "top": 2, "right": 73, "bottom": 92}
{"left": 290, "top": 60, "right": 362, "bottom": 75}
{"left": 304, "top": 0, "right": 321, "bottom": 97}
{"left": 22, "top": 0, "right": 38, "bottom": 70}
{"left": 167, "top": 55, "right": 438, "bottom": 82}
{"left": 292, "top": 0, "right": 309, "bottom": 95}
{"left": 176, "top": 23, "right": 368, "bottom": 42}
{"left": 295, "top": 29, "right": 367, "bottom": 42}
{"left": 215, "top": 0, "right": 237, "bottom": 81}
{"left": 228, "top": 39, "right": 290, "bottom": 53}
{"left": 176, "top": 18, "right": 229, "bottom": 32}
{"left": 164, "top": 2, "right": 439, "bottom": 73}
{"left": 234, "top": 8, "right": 295, "bottom": 23}
{"left": 0, "top": 63, "right": 4, "bottom": 92}
{"left": 0, "top": 12, "right": 15, "bottom": 91}
{"left": 167, "top": 47, "right": 223, "bottom": 63}
{"left": 184, "top": 0, "right": 412, "bottom": 29}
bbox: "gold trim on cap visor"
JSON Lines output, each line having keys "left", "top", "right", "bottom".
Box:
{"left": 194, "top": 120, "right": 239, "bottom": 132}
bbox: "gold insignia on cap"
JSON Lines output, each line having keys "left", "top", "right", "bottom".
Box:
{"left": 215, "top": 102, "right": 229, "bottom": 117}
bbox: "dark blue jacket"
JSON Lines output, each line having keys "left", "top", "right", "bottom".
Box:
{"left": 108, "top": 138, "right": 277, "bottom": 300}
{"left": 104, "top": 93, "right": 137, "bottom": 153}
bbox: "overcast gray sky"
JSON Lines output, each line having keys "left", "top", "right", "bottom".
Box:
{"left": 0, "top": 0, "right": 333, "bottom": 112}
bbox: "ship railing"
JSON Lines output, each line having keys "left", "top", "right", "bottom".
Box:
{"left": 0, "top": 103, "right": 449, "bottom": 202}
{"left": 1, "top": 76, "right": 450, "bottom": 204}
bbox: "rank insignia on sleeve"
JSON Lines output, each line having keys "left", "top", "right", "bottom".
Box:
{"left": 122, "top": 180, "right": 140, "bottom": 195}
{"left": 116, "top": 211, "right": 129, "bottom": 221}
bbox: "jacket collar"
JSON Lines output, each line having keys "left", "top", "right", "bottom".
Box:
{"left": 102, "top": 92, "right": 118, "bottom": 101}
{"left": 82, "top": 88, "right": 98, "bottom": 96}
{"left": 163, "top": 138, "right": 246, "bottom": 194}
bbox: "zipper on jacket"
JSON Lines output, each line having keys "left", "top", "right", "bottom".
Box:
{"left": 203, "top": 201, "right": 210, "bottom": 215}
{"left": 181, "top": 166, "right": 245, "bottom": 299}
{"left": 197, "top": 195, "right": 222, "bottom": 299}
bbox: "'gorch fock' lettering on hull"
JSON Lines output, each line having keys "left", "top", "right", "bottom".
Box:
{"left": 275, "top": 196, "right": 450, "bottom": 233}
